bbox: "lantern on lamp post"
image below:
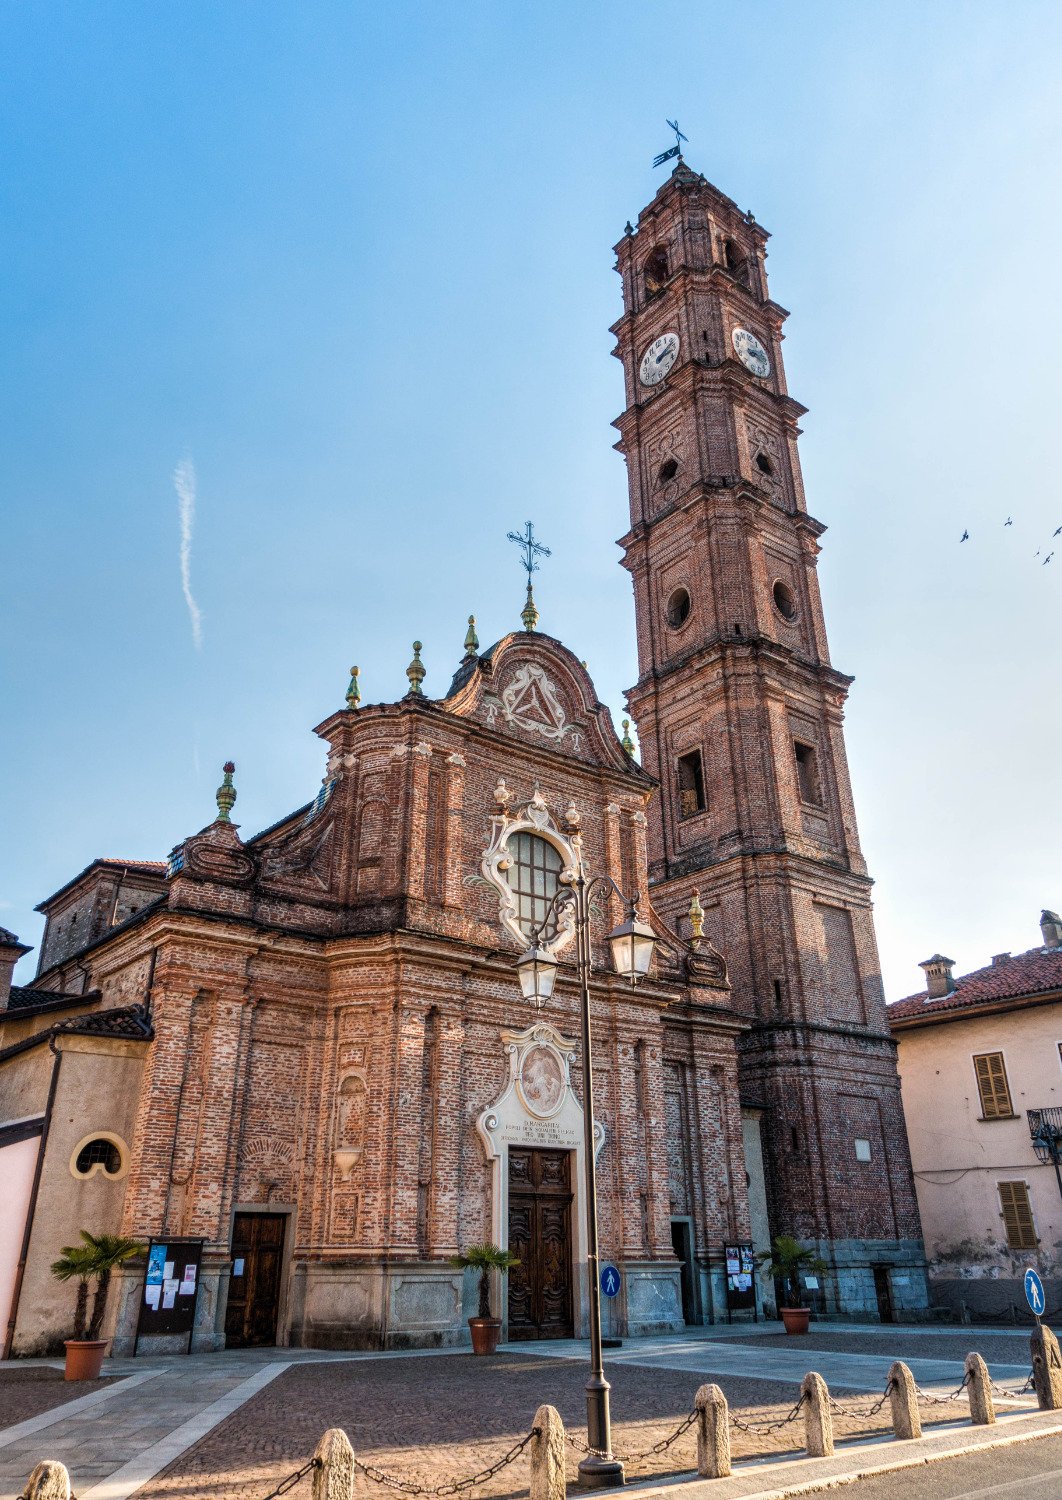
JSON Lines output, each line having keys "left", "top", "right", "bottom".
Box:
{"left": 516, "top": 873, "right": 656, "bottom": 1488}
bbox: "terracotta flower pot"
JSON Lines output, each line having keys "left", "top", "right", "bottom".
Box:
{"left": 780, "top": 1307, "right": 811, "bottom": 1336}
{"left": 468, "top": 1317, "right": 502, "bottom": 1355}
{"left": 64, "top": 1339, "right": 108, "bottom": 1380}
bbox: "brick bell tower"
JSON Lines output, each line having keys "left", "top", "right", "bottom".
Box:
{"left": 613, "top": 159, "right": 928, "bottom": 1316}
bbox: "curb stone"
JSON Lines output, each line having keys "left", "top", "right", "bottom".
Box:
{"left": 620, "top": 1407, "right": 1062, "bottom": 1500}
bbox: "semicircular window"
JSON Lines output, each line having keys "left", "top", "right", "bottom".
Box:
{"left": 75, "top": 1138, "right": 122, "bottom": 1177}
{"left": 505, "top": 832, "right": 563, "bottom": 942}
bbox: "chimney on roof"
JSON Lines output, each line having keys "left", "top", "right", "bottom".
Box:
{"left": 991, "top": 952, "right": 1011, "bottom": 966}
{"left": 919, "top": 953, "right": 957, "bottom": 999}
{"left": 0, "top": 928, "right": 32, "bottom": 1010}
{"left": 1042, "top": 911, "right": 1062, "bottom": 951}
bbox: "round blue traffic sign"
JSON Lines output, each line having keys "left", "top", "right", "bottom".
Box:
{"left": 1025, "top": 1267, "right": 1045, "bottom": 1316}
{"left": 600, "top": 1263, "right": 622, "bottom": 1299}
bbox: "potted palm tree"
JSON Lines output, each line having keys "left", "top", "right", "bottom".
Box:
{"left": 51, "top": 1231, "right": 145, "bottom": 1379}
{"left": 756, "top": 1234, "right": 828, "bottom": 1335}
{"left": 449, "top": 1242, "right": 520, "bottom": 1355}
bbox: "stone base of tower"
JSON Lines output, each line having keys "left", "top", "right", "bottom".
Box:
{"left": 799, "top": 1240, "right": 931, "bottom": 1323}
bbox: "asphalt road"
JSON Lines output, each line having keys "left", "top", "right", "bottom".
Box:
{"left": 839, "top": 1430, "right": 1062, "bottom": 1496}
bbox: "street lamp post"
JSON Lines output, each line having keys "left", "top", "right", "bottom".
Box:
{"left": 517, "top": 869, "right": 656, "bottom": 1490}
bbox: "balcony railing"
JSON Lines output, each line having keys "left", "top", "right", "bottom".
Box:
{"left": 1028, "top": 1108, "right": 1062, "bottom": 1164}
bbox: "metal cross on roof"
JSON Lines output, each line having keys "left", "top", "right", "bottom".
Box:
{"left": 653, "top": 119, "right": 688, "bottom": 169}
{"left": 507, "top": 521, "right": 551, "bottom": 578}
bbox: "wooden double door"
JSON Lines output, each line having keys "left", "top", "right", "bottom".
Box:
{"left": 507, "top": 1148, "right": 574, "bottom": 1340}
{"left": 225, "top": 1212, "right": 286, "bottom": 1347}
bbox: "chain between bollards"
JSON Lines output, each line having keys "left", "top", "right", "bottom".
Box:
{"left": 348, "top": 1430, "right": 538, "bottom": 1497}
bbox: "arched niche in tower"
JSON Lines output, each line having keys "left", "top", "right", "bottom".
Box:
{"left": 643, "top": 245, "right": 669, "bottom": 298}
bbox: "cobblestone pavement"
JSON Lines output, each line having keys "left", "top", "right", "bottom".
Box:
{"left": 0, "top": 1367, "right": 114, "bottom": 1426}
{"left": 135, "top": 1353, "right": 975, "bottom": 1500}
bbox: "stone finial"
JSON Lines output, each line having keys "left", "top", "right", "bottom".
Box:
{"left": 494, "top": 778, "right": 512, "bottom": 811}
{"left": 1041, "top": 910, "right": 1062, "bottom": 950}
{"left": 564, "top": 801, "right": 581, "bottom": 830}
{"left": 406, "top": 642, "right": 425, "bottom": 696}
{"left": 919, "top": 953, "right": 956, "bottom": 999}
{"left": 965, "top": 1351, "right": 995, "bottom": 1425}
{"left": 464, "top": 616, "right": 479, "bottom": 658}
{"left": 215, "top": 762, "right": 237, "bottom": 823}
{"left": 689, "top": 889, "right": 705, "bottom": 941}
{"left": 530, "top": 1405, "right": 566, "bottom": 1500}
{"left": 694, "top": 1383, "right": 731, "bottom": 1478}
{"left": 621, "top": 718, "right": 636, "bottom": 755}
{"left": 887, "top": 1360, "right": 921, "bottom": 1440}
{"left": 800, "top": 1371, "right": 833, "bottom": 1458}
{"left": 1031, "top": 1322, "right": 1062, "bottom": 1409}
{"left": 345, "top": 665, "right": 361, "bottom": 711}
{"left": 312, "top": 1428, "right": 354, "bottom": 1500}
{"left": 521, "top": 580, "right": 539, "bottom": 633}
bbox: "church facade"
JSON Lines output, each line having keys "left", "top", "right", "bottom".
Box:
{"left": 0, "top": 161, "right": 928, "bottom": 1358}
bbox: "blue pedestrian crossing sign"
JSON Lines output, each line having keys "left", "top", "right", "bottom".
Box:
{"left": 600, "top": 1264, "right": 622, "bottom": 1298}
{"left": 1025, "top": 1267, "right": 1045, "bottom": 1316}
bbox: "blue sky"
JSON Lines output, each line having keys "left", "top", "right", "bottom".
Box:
{"left": 2, "top": 1, "right": 1060, "bottom": 998}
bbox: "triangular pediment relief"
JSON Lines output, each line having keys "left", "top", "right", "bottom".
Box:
{"left": 442, "top": 633, "right": 654, "bottom": 781}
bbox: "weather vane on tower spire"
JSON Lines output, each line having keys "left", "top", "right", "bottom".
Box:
{"left": 653, "top": 119, "right": 688, "bottom": 168}
{"left": 507, "top": 520, "right": 551, "bottom": 633}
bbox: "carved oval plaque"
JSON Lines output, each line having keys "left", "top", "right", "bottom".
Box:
{"left": 519, "top": 1044, "right": 564, "bottom": 1118}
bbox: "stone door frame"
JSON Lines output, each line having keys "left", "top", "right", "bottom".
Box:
{"left": 476, "top": 1021, "right": 603, "bottom": 1340}
{"left": 223, "top": 1201, "right": 297, "bottom": 1347}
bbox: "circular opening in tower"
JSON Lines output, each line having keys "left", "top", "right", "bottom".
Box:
{"left": 666, "top": 587, "right": 692, "bottom": 629}
{"left": 658, "top": 457, "right": 679, "bottom": 484}
{"left": 772, "top": 579, "right": 797, "bottom": 621}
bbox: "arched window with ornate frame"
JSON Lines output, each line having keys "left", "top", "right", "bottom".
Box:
{"left": 481, "top": 790, "right": 579, "bottom": 955}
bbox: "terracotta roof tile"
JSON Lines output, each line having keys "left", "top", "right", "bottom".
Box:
{"left": 888, "top": 945, "right": 1062, "bottom": 1024}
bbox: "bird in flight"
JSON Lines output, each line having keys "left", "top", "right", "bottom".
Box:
{"left": 1045, "top": 553, "right": 1054, "bottom": 565}
{"left": 1054, "top": 526, "right": 1061, "bottom": 537}
{"left": 1005, "top": 517, "right": 1013, "bottom": 526}
{"left": 960, "top": 529, "right": 969, "bottom": 542}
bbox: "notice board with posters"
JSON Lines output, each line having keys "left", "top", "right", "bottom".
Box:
{"left": 724, "top": 1243, "right": 757, "bottom": 1319}
{"left": 134, "top": 1238, "right": 204, "bottom": 1353}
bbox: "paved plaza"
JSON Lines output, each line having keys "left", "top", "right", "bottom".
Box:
{"left": 0, "top": 1325, "right": 1055, "bottom": 1500}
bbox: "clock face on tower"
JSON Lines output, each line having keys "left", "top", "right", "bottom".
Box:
{"left": 731, "top": 327, "right": 771, "bottom": 379}
{"left": 639, "top": 332, "right": 680, "bottom": 387}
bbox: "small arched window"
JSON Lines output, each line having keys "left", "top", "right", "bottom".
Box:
{"left": 74, "top": 1138, "right": 122, "bottom": 1177}
{"left": 643, "top": 246, "right": 669, "bottom": 296}
{"left": 505, "top": 832, "right": 562, "bottom": 940}
{"left": 723, "top": 238, "right": 750, "bottom": 288}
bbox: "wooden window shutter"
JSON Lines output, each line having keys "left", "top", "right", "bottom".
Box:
{"left": 998, "top": 1181, "right": 1038, "bottom": 1250}
{"left": 974, "top": 1052, "right": 1013, "bottom": 1119}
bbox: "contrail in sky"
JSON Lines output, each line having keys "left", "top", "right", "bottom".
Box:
{"left": 174, "top": 456, "right": 203, "bottom": 649}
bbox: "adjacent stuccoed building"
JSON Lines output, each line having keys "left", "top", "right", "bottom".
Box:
{"left": 889, "top": 911, "right": 1062, "bottom": 1318}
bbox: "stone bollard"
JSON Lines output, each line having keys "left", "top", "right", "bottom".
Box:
{"left": 887, "top": 1361, "right": 922, "bottom": 1440}
{"left": 22, "top": 1463, "right": 71, "bottom": 1500}
{"left": 1031, "top": 1324, "right": 1062, "bottom": 1410}
{"left": 800, "top": 1372, "right": 834, "bottom": 1458}
{"left": 312, "top": 1427, "right": 355, "bottom": 1500}
{"left": 530, "top": 1404, "right": 566, "bottom": 1500}
{"left": 694, "top": 1382, "right": 731, "bottom": 1479}
{"left": 965, "top": 1352, "right": 995, "bottom": 1426}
